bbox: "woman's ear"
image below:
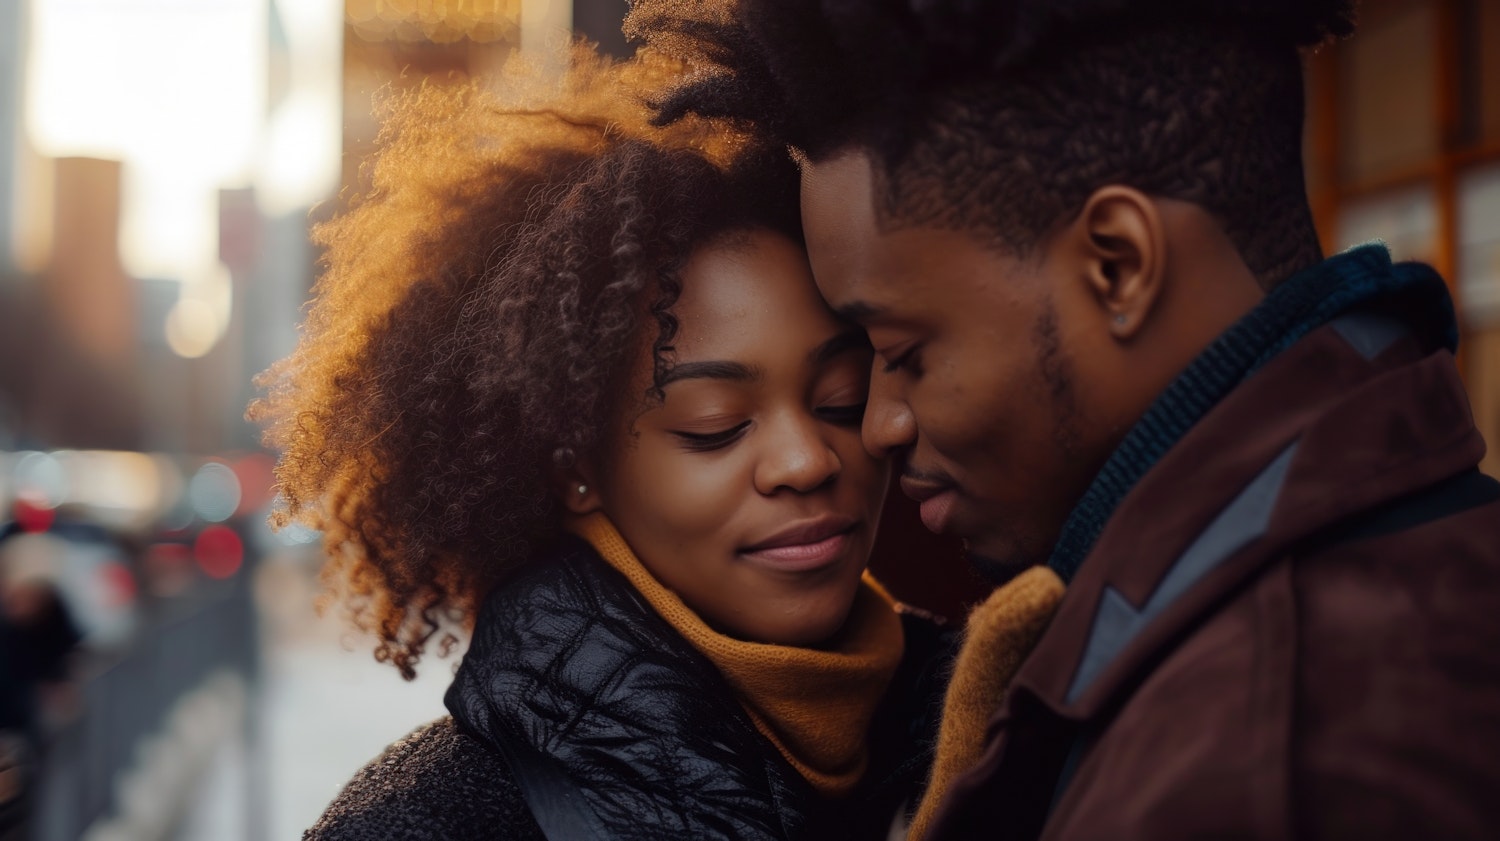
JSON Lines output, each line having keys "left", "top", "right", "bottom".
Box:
{"left": 1075, "top": 185, "right": 1166, "bottom": 341}
{"left": 551, "top": 450, "right": 604, "bottom": 516}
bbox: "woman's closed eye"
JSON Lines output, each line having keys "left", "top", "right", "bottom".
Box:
{"left": 672, "top": 420, "right": 752, "bottom": 452}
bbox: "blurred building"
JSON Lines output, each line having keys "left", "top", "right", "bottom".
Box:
{"left": 0, "top": 0, "right": 21, "bottom": 275}
{"left": 0, "top": 0, "right": 342, "bottom": 457}
{"left": 34, "top": 157, "right": 142, "bottom": 449}
{"left": 0, "top": 0, "right": 29, "bottom": 448}
{"left": 0, "top": 0, "right": 630, "bottom": 458}
{"left": 1307, "top": 0, "right": 1500, "bottom": 476}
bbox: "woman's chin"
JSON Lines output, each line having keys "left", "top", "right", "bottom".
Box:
{"left": 731, "top": 592, "right": 860, "bottom": 648}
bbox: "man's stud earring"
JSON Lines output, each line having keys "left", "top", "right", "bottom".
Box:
{"left": 576, "top": 484, "right": 588, "bottom": 496}
{"left": 1113, "top": 314, "right": 1128, "bottom": 326}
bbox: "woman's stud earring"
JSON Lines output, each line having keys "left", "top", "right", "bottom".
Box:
{"left": 1113, "top": 314, "right": 1128, "bottom": 326}
{"left": 576, "top": 484, "right": 588, "bottom": 496}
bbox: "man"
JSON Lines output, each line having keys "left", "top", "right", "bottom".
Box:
{"left": 628, "top": 1, "right": 1500, "bottom": 838}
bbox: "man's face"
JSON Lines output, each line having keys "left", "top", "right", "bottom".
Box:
{"left": 800, "top": 152, "right": 1113, "bottom": 579}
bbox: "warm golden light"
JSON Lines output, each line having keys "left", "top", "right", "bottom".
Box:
{"left": 26, "top": 0, "right": 267, "bottom": 321}
{"left": 345, "top": 0, "right": 523, "bottom": 43}
{"left": 165, "top": 297, "right": 222, "bottom": 360}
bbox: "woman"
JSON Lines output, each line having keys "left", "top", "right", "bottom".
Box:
{"left": 253, "top": 50, "right": 951, "bottom": 841}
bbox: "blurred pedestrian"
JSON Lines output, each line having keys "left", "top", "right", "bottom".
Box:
{"left": 0, "top": 530, "right": 83, "bottom": 840}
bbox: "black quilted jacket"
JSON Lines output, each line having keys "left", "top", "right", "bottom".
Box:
{"left": 305, "top": 535, "right": 953, "bottom": 841}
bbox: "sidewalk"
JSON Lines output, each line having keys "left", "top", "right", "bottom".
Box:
{"left": 259, "top": 618, "right": 451, "bottom": 839}
{"left": 174, "top": 560, "right": 452, "bottom": 840}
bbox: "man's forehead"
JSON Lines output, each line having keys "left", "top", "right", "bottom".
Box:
{"left": 800, "top": 152, "right": 882, "bottom": 293}
{"left": 801, "top": 153, "right": 881, "bottom": 233}
{"left": 800, "top": 151, "right": 875, "bottom": 203}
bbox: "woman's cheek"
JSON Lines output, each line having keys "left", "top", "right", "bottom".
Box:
{"left": 652, "top": 450, "right": 749, "bottom": 536}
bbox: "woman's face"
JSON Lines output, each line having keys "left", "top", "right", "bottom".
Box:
{"left": 586, "top": 228, "right": 889, "bottom": 647}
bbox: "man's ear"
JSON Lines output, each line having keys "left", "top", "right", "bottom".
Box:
{"left": 550, "top": 451, "right": 604, "bottom": 516}
{"left": 1075, "top": 186, "right": 1165, "bottom": 340}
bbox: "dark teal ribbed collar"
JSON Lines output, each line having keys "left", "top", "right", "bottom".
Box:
{"left": 1045, "top": 244, "right": 1457, "bottom": 583}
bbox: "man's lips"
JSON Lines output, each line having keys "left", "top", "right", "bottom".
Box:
{"left": 740, "top": 515, "right": 858, "bottom": 571}
{"left": 900, "top": 475, "right": 961, "bottom": 534}
{"left": 917, "top": 491, "right": 959, "bottom": 533}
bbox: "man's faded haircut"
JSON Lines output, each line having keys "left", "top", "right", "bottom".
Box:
{"left": 627, "top": 0, "right": 1357, "bottom": 287}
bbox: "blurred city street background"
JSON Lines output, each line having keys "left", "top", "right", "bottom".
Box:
{"left": 0, "top": 0, "right": 1498, "bottom": 839}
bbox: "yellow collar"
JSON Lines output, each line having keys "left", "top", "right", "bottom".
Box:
{"left": 572, "top": 513, "right": 905, "bottom": 797}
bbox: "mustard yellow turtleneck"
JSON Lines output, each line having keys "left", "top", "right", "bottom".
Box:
{"left": 905, "top": 566, "right": 1065, "bottom": 840}
{"left": 572, "top": 512, "right": 905, "bottom": 797}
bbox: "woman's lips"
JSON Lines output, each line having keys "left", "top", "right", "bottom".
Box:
{"left": 741, "top": 531, "right": 852, "bottom": 572}
{"left": 740, "top": 516, "right": 857, "bottom": 572}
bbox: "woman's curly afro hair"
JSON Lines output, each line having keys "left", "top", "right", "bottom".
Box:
{"left": 250, "top": 48, "right": 800, "bottom": 678}
{"left": 628, "top": 0, "right": 1357, "bottom": 286}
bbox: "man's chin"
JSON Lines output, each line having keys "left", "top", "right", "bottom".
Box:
{"left": 962, "top": 540, "right": 1046, "bottom": 586}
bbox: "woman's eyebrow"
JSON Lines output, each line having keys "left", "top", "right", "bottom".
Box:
{"left": 659, "top": 330, "right": 867, "bottom": 387}
{"left": 660, "top": 360, "right": 762, "bottom": 386}
{"left": 810, "top": 328, "right": 873, "bottom": 365}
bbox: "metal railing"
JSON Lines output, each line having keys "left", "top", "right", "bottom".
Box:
{"left": 28, "top": 575, "right": 260, "bottom": 841}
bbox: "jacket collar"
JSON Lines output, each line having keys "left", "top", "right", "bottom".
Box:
{"left": 446, "top": 536, "right": 816, "bottom": 840}
{"left": 1046, "top": 245, "right": 1456, "bottom": 582}
{"left": 1012, "top": 313, "right": 1485, "bottom": 723}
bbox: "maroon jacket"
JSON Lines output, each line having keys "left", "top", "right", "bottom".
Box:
{"left": 926, "top": 314, "right": 1500, "bottom": 839}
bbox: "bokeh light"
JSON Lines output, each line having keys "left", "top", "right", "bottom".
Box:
{"left": 231, "top": 452, "right": 276, "bottom": 517}
{"left": 187, "top": 462, "right": 242, "bottom": 523}
{"left": 274, "top": 521, "right": 320, "bottom": 548}
{"left": 193, "top": 524, "right": 244, "bottom": 580}
{"left": 13, "top": 449, "right": 68, "bottom": 509}
{"left": 56, "top": 450, "right": 167, "bottom": 527}
{"left": 164, "top": 296, "right": 223, "bottom": 360}
{"left": 13, "top": 497, "right": 55, "bottom": 533}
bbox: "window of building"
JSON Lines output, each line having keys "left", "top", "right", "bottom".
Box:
{"left": 1312, "top": 0, "right": 1500, "bottom": 476}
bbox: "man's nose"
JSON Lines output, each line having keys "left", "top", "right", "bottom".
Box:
{"left": 861, "top": 374, "right": 917, "bottom": 459}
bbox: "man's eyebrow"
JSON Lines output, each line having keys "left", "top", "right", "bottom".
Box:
{"left": 834, "top": 301, "right": 882, "bottom": 323}
{"left": 810, "top": 329, "right": 873, "bottom": 365}
{"left": 659, "top": 360, "right": 761, "bottom": 387}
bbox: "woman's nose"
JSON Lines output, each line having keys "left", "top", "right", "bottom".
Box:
{"left": 754, "top": 414, "right": 842, "bottom": 494}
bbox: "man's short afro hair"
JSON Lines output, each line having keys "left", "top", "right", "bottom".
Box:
{"left": 629, "top": 0, "right": 1356, "bottom": 158}
{"left": 628, "top": 0, "right": 1357, "bottom": 285}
